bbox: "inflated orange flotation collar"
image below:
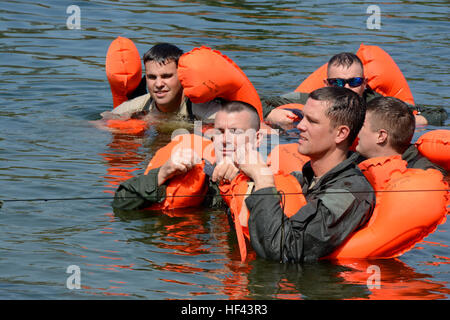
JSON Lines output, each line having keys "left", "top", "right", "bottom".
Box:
{"left": 415, "top": 129, "right": 450, "bottom": 172}
{"left": 105, "top": 118, "right": 148, "bottom": 135}
{"left": 143, "top": 133, "right": 215, "bottom": 211}
{"left": 294, "top": 43, "right": 415, "bottom": 105}
{"left": 325, "top": 156, "right": 449, "bottom": 260}
{"left": 178, "top": 46, "right": 264, "bottom": 120}
{"left": 266, "top": 142, "right": 310, "bottom": 175}
{"left": 220, "top": 172, "right": 307, "bottom": 262}
{"left": 226, "top": 154, "right": 448, "bottom": 262}
{"left": 106, "top": 36, "right": 142, "bottom": 108}
{"left": 220, "top": 143, "right": 309, "bottom": 262}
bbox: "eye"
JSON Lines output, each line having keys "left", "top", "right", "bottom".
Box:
{"left": 229, "top": 129, "right": 245, "bottom": 135}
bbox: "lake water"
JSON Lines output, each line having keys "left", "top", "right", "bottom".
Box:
{"left": 0, "top": 0, "right": 448, "bottom": 300}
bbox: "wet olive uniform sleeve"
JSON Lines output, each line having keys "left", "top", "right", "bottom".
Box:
{"left": 112, "top": 163, "right": 227, "bottom": 211}
{"left": 261, "top": 92, "right": 310, "bottom": 118}
{"left": 112, "top": 168, "right": 167, "bottom": 210}
{"left": 245, "top": 157, "right": 375, "bottom": 263}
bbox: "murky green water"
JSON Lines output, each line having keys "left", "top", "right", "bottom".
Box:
{"left": 0, "top": 0, "right": 448, "bottom": 299}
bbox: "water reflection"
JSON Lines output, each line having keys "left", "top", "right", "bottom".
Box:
{"left": 242, "top": 256, "right": 450, "bottom": 300}
{"left": 100, "top": 132, "right": 147, "bottom": 194}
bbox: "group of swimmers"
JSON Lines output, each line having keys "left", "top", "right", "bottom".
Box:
{"left": 110, "top": 42, "right": 447, "bottom": 263}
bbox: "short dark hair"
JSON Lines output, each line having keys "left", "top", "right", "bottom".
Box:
{"left": 328, "top": 52, "right": 363, "bottom": 70}
{"left": 143, "top": 43, "right": 184, "bottom": 65}
{"left": 309, "top": 87, "right": 366, "bottom": 146}
{"left": 366, "top": 96, "right": 415, "bottom": 154}
{"left": 218, "top": 99, "right": 260, "bottom": 131}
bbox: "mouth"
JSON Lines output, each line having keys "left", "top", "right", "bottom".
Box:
{"left": 222, "top": 149, "right": 234, "bottom": 156}
{"left": 154, "top": 91, "right": 168, "bottom": 98}
{"left": 219, "top": 146, "right": 235, "bottom": 157}
{"left": 298, "top": 135, "right": 307, "bottom": 144}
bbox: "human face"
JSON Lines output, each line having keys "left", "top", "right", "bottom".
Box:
{"left": 145, "top": 60, "right": 183, "bottom": 112}
{"left": 212, "top": 110, "right": 260, "bottom": 162}
{"left": 355, "top": 111, "right": 379, "bottom": 158}
{"left": 296, "top": 98, "right": 336, "bottom": 159}
{"left": 326, "top": 63, "right": 366, "bottom": 96}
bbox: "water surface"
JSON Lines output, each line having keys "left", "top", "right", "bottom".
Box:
{"left": 0, "top": 0, "right": 448, "bottom": 299}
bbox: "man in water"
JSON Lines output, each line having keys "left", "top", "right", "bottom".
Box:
{"left": 235, "top": 87, "right": 375, "bottom": 263}
{"left": 103, "top": 43, "right": 221, "bottom": 122}
{"left": 264, "top": 52, "right": 446, "bottom": 127}
{"left": 112, "top": 100, "right": 264, "bottom": 211}
{"left": 356, "top": 96, "right": 447, "bottom": 175}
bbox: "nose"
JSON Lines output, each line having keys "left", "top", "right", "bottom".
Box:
{"left": 223, "top": 129, "right": 234, "bottom": 144}
{"left": 155, "top": 77, "right": 165, "bottom": 88}
{"left": 296, "top": 117, "right": 306, "bottom": 132}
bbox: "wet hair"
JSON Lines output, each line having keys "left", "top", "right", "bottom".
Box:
{"left": 309, "top": 87, "right": 366, "bottom": 146}
{"left": 328, "top": 52, "right": 363, "bottom": 70}
{"left": 218, "top": 99, "right": 260, "bottom": 131}
{"left": 142, "top": 43, "right": 184, "bottom": 65}
{"left": 366, "top": 96, "right": 415, "bottom": 154}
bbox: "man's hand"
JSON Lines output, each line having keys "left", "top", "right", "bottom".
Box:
{"left": 212, "top": 158, "right": 240, "bottom": 184}
{"left": 157, "top": 148, "right": 201, "bottom": 186}
{"left": 265, "top": 108, "right": 298, "bottom": 129}
{"left": 415, "top": 114, "right": 428, "bottom": 126}
{"left": 234, "top": 142, "right": 275, "bottom": 190}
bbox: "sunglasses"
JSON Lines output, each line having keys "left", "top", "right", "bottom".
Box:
{"left": 327, "top": 77, "right": 364, "bottom": 88}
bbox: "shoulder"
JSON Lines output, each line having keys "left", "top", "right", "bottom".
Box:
{"left": 403, "top": 145, "right": 446, "bottom": 174}
{"left": 280, "top": 91, "right": 309, "bottom": 104}
{"left": 329, "top": 155, "right": 374, "bottom": 195}
{"left": 112, "top": 93, "right": 152, "bottom": 116}
{"left": 191, "top": 99, "right": 222, "bottom": 120}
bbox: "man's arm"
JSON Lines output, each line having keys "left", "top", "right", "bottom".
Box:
{"left": 113, "top": 168, "right": 167, "bottom": 210}
{"left": 245, "top": 185, "right": 373, "bottom": 263}
{"left": 262, "top": 92, "right": 309, "bottom": 127}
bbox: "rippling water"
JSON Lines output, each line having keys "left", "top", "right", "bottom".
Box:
{"left": 0, "top": 0, "right": 448, "bottom": 299}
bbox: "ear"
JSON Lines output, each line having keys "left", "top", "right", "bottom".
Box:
{"left": 376, "top": 129, "right": 388, "bottom": 145}
{"left": 335, "top": 125, "right": 350, "bottom": 145}
{"left": 362, "top": 77, "right": 368, "bottom": 90}
{"left": 255, "top": 129, "right": 264, "bottom": 149}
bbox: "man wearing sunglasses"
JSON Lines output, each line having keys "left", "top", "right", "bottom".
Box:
{"left": 263, "top": 52, "right": 446, "bottom": 127}
{"left": 324, "top": 53, "right": 367, "bottom": 97}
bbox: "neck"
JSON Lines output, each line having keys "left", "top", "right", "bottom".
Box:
{"left": 369, "top": 144, "right": 402, "bottom": 159}
{"left": 156, "top": 92, "right": 184, "bottom": 113}
{"left": 310, "top": 147, "right": 347, "bottom": 178}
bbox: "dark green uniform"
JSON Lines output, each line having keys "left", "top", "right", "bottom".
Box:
{"left": 112, "top": 165, "right": 225, "bottom": 211}
{"left": 402, "top": 144, "right": 447, "bottom": 175}
{"left": 245, "top": 152, "right": 375, "bottom": 263}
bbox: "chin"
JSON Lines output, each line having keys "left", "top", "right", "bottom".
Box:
{"left": 297, "top": 145, "right": 309, "bottom": 156}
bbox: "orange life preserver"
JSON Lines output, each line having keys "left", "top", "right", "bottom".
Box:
{"left": 226, "top": 154, "right": 448, "bottom": 262}
{"left": 106, "top": 36, "right": 142, "bottom": 108}
{"left": 415, "top": 129, "right": 450, "bottom": 172}
{"left": 105, "top": 118, "right": 148, "bottom": 135}
{"left": 266, "top": 142, "right": 310, "bottom": 175}
{"left": 219, "top": 143, "right": 309, "bottom": 262}
{"left": 143, "top": 133, "right": 215, "bottom": 211}
{"left": 325, "top": 156, "right": 449, "bottom": 260}
{"left": 220, "top": 172, "right": 307, "bottom": 262}
{"left": 178, "top": 46, "right": 263, "bottom": 120}
{"left": 294, "top": 43, "right": 415, "bottom": 105}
